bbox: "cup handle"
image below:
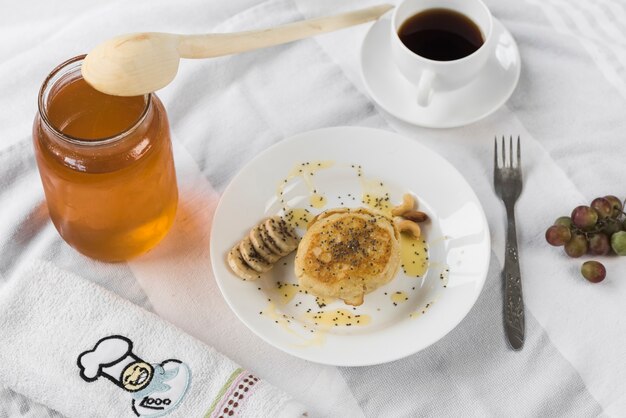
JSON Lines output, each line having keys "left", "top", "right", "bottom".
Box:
{"left": 417, "top": 69, "right": 436, "bottom": 107}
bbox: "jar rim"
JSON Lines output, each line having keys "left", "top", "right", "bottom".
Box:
{"left": 37, "top": 54, "right": 152, "bottom": 147}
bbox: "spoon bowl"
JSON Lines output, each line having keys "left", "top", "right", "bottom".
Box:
{"left": 82, "top": 33, "right": 181, "bottom": 96}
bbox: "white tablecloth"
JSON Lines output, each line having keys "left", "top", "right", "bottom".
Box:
{"left": 1, "top": 0, "right": 625, "bottom": 416}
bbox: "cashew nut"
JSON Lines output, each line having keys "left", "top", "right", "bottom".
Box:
{"left": 397, "top": 219, "right": 421, "bottom": 238}
{"left": 402, "top": 210, "right": 429, "bottom": 223}
{"left": 391, "top": 193, "right": 415, "bottom": 216}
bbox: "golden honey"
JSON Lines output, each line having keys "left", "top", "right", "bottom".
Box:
{"left": 399, "top": 232, "right": 429, "bottom": 277}
{"left": 305, "top": 309, "right": 371, "bottom": 327}
{"left": 33, "top": 55, "right": 178, "bottom": 261}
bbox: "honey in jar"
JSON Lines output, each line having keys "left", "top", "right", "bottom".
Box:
{"left": 33, "top": 55, "right": 178, "bottom": 261}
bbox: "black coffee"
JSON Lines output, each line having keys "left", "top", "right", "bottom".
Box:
{"left": 398, "top": 8, "right": 484, "bottom": 61}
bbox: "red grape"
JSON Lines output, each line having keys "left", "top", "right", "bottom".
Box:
{"left": 588, "top": 233, "right": 610, "bottom": 255}
{"left": 604, "top": 195, "right": 623, "bottom": 218}
{"left": 545, "top": 225, "right": 572, "bottom": 246}
{"left": 571, "top": 206, "right": 598, "bottom": 230}
{"left": 564, "top": 234, "right": 588, "bottom": 258}
{"left": 581, "top": 261, "right": 606, "bottom": 283}
{"left": 545, "top": 196, "right": 623, "bottom": 284}
{"left": 591, "top": 198, "right": 613, "bottom": 219}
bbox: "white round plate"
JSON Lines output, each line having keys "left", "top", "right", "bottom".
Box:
{"left": 361, "top": 15, "right": 521, "bottom": 128}
{"left": 210, "top": 127, "right": 490, "bottom": 366}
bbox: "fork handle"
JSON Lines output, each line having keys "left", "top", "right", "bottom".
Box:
{"left": 503, "top": 203, "right": 524, "bottom": 349}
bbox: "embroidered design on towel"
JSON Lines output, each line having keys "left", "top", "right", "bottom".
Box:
{"left": 205, "top": 368, "right": 260, "bottom": 418}
{"left": 77, "top": 335, "right": 191, "bottom": 417}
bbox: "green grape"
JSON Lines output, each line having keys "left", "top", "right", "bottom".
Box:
{"left": 545, "top": 225, "right": 572, "bottom": 246}
{"left": 610, "top": 231, "right": 626, "bottom": 256}
{"left": 564, "top": 234, "right": 588, "bottom": 258}
{"left": 571, "top": 206, "right": 598, "bottom": 230}
{"left": 581, "top": 261, "right": 606, "bottom": 283}
{"left": 604, "top": 195, "right": 623, "bottom": 218}
{"left": 591, "top": 198, "right": 613, "bottom": 219}
{"left": 588, "top": 233, "right": 610, "bottom": 255}
{"left": 554, "top": 216, "right": 573, "bottom": 228}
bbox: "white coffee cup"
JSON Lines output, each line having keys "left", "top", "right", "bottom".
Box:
{"left": 391, "top": 0, "right": 494, "bottom": 107}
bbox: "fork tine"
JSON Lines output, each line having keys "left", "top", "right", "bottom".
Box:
{"left": 494, "top": 136, "right": 498, "bottom": 169}
{"left": 517, "top": 135, "right": 521, "bottom": 168}
{"left": 501, "top": 136, "right": 506, "bottom": 167}
{"left": 509, "top": 135, "right": 513, "bottom": 168}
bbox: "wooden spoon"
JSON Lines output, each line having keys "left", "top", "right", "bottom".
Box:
{"left": 82, "top": 4, "right": 393, "bottom": 96}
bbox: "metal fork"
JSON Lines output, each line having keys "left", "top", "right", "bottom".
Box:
{"left": 494, "top": 136, "right": 524, "bottom": 350}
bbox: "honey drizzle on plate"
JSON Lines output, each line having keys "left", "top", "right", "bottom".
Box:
{"left": 305, "top": 309, "right": 371, "bottom": 328}
{"left": 274, "top": 282, "right": 300, "bottom": 305}
{"left": 353, "top": 165, "right": 393, "bottom": 217}
{"left": 310, "top": 193, "right": 327, "bottom": 208}
{"left": 277, "top": 161, "right": 334, "bottom": 214}
{"left": 261, "top": 303, "right": 325, "bottom": 347}
{"left": 390, "top": 291, "right": 409, "bottom": 304}
{"left": 399, "top": 233, "right": 429, "bottom": 277}
{"left": 284, "top": 208, "right": 313, "bottom": 229}
{"left": 261, "top": 303, "right": 302, "bottom": 338}
{"left": 260, "top": 304, "right": 370, "bottom": 348}
{"left": 409, "top": 300, "right": 436, "bottom": 319}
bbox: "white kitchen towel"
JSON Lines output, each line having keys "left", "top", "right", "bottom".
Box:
{"left": 2, "top": 0, "right": 626, "bottom": 416}
{"left": 0, "top": 259, "right": 307, "bottom": 418}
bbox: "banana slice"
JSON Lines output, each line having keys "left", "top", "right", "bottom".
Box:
{"left": 259, "top": 221, "right": 289, "bottom": 256}
{"left": 265, "top": 217, "right": 299, "bottom": 254}
{"left": 249, "top": 225, "right": 281, "bottom": 263}
{"left": 227, "top": 245, "right": 260, "bottom": 281}
{"left": 239, "top": 237, "right": 273, "bottom": 273}
{"left": 227, "top": 215, "right": 301, "bottom": 281}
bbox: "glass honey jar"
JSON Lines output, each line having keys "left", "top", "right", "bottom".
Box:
{"left": 33, "top": 55, "right": 178, "bottom": 261}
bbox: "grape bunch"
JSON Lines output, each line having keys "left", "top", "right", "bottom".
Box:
{"left": 545, "top": 195, "right": 626, "bottom": 283}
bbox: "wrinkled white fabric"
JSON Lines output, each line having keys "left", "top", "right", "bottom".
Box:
{"left": 1, "top": 0, "right": 625, "bottom": 416}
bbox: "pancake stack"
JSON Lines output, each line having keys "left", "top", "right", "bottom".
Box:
{"left": 295, "top": 208, "right": 401, "bottom": 306}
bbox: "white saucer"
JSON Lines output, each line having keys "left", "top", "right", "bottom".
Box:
{"left": 361, "top": 16, "right": 521, "bottom": 128}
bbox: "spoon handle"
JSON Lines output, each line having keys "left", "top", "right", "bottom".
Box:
{"left": 177, "top": 4, "right": 393, "bottom": 58}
